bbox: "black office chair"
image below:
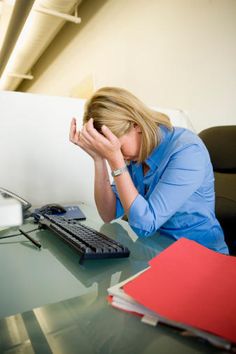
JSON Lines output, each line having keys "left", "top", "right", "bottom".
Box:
{"left": 199, "top": 126, "right": 236, "bottom": 255}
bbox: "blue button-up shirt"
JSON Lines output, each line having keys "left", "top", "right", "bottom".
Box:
{"left": 111, "top": 125, "right": 229, "bottom": 254}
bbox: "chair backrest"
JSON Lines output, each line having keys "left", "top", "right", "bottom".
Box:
{"left": 199, "top": 126, "right": 236, "bottom": 172}
{"left": 199, "top": 125, "right": 236, "bottom": 254}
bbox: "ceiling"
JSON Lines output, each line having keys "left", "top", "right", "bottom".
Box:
{"left": 0, "top": 0, "right": 82, "bottom": 91}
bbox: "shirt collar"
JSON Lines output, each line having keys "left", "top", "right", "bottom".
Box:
{"left": 130, "top": 125, "right": 173, "bottom": 172}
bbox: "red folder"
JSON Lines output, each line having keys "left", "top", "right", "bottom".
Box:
{"left": 123, "top": 238, "right": 236, "bottom": 344}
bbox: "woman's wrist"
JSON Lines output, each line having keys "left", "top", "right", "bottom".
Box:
{"left": 107, "top": 152, "right": 126, "bottom": 171}
{"left": 94, "top": 157, "right": 106, "bottom": 166}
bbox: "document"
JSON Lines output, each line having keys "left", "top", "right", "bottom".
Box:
{"left": 108, "top": 238, "right": 236, "bottom": 350}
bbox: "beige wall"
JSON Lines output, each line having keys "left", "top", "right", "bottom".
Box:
{"left": 19, "top": 0, "right": 236, "bottom": 132}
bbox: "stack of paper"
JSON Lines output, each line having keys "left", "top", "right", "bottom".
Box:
{"left": 108, "top": 238, "right": 236, "bottom": 350}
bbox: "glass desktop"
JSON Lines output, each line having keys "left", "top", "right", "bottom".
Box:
{"left": 0, "top": 203, "right": 224, "bottom": 354}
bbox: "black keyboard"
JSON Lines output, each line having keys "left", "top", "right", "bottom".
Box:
{"left": 40, "top": 214, "right": 130, "bottom": 262}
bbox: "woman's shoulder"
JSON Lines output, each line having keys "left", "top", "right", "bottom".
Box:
{"left": 158, "top": 125, "right": 210, "bottom": 163}
{"left": 155, "top": 126, "right": 211, "bottom": 173}
{"left": 163, "top": 125, "right": 205, "bottom": 149}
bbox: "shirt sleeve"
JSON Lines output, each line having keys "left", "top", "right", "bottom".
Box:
{"left": 111, "top": 183, "right": 125, "bottom": 219}
{"left": 128, "top": 144, "right": 207, "bottom": 237}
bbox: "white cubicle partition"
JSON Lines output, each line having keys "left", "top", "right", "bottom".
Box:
{"left": 0, "top": 91, "right": 194, "bottom": 208}
{"left": 0, "top": 91, "right": 94, "bottom": 207}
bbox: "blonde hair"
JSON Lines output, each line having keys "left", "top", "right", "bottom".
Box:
{"left": 83, "top": 87, "right": 172, "bottom": 163}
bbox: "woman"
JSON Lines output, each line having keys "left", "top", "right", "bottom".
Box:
{"left": 69, "top": 87, "right": 228, "bottom": 254}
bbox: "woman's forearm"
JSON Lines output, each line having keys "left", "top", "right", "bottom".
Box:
{"left": 112, "top": 173, "right": 139, "bottom": 216}
{"left": 94, "top": 158, "right": 116, "bottom": 222}
{"left": 108, "top": 155, "right": 139, "bottom": 216}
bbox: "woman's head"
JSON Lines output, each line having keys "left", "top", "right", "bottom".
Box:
{"left": 83, "top": 87, "right": 172, "bottom": 163}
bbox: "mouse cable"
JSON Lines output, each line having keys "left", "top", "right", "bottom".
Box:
{"left": 0, "top": 226, "right": 40, "bottom": 240}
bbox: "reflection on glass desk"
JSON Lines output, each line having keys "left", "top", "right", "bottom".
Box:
{"left": 0, "top": 204, "right": 225, "bottom": 354}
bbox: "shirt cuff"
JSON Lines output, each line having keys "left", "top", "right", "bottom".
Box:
{"left": 128, "top": 194, "right": 156, "bottom": 236}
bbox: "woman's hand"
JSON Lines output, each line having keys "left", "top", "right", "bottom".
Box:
{"left": 69, "top": 118, "right": 102, "bottom": 161}
{"left": 79, "top": 118, "right": 124, "bottom": 165}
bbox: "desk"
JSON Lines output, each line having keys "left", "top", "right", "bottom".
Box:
{"left": 0, "top": 204, "right": 223, "bottom": 353}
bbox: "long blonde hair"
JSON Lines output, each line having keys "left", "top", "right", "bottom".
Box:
{"left": 83, "top": 87, "right": 172, "bottom": 163}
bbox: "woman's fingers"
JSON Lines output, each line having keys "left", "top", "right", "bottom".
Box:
{"left": 85, "top": 118, "right": 108, "bottom": 144}
{"left": 69, "top": 118, "right": 78, "bottom": 142}
{"left": 81, "top": 123, "right": 93, "bottom": 141}
{"left": 69, "top": 118, "right": 88, "bottom": 146}
{"left": 101, "top": 124, "right": 118, "bottom": 144}
{"left": 69, "top": 119, "right": 75, "bottom": 140}
{"left": 70, "top": 118, "right": 121, "bottom": 161}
